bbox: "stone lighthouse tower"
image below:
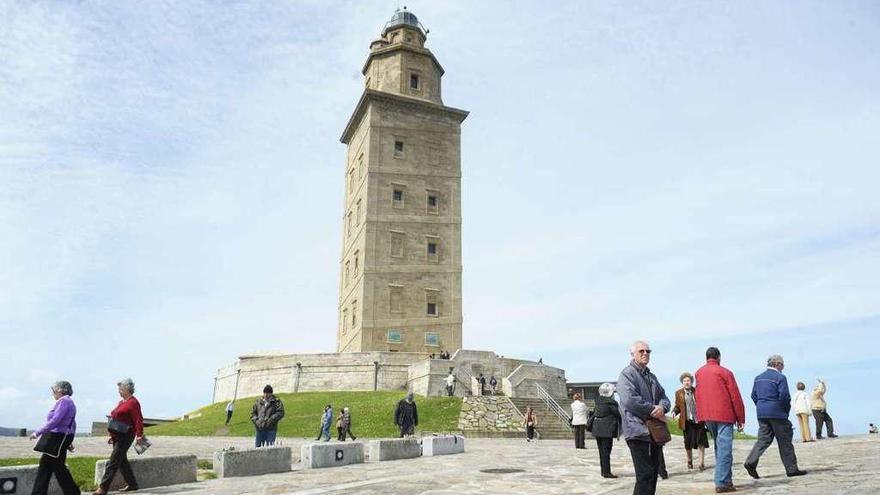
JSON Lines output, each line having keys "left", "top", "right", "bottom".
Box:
{"left": 337, "top": 8, "right": 468, "bottom": 354}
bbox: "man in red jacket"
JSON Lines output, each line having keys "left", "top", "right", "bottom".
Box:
{"left": 695, "top": 347, "right": 746, "bottom": 494}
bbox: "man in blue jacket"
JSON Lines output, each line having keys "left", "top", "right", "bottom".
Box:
{"left": 744, "top": 354, "right": 807, "bottom": 479}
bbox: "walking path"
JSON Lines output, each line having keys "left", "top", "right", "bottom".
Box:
{"left": 2, "top": 435, "right": 877, "bottom": 493}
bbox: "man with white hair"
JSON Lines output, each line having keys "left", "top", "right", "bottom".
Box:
{"left": 617, "top": 340, "right": 671, "bottom": 495}
{"left": 744, "top": 354, "right": 807, "bottom": 479}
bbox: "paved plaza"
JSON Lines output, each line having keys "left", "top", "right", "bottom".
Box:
{"left": 2, "top": 435, "right": 878, "bottom": 494}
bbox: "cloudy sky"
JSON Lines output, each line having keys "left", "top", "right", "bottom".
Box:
{"left": 1, "top": 1, "right": 878, "bottom": 435}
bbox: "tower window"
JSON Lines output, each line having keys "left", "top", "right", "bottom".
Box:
{"left": 410, "top": 74, "right": 420, "bottom": 90}
{"left": 387, "top": 329, "right": 403, "bottom": 343}
{"left": 351, "top": 300, "right": 357, "bottom": 327}
{"left": 427, "top": 242, "right": 437, "bottom": 255}
{"left": 394, "top": 140, "right": 404, "bottom": 153}
{"left": 427, "top": 195, "right": 437, "bottom": 207}
{"left": 393, "top": 189, "right": 403, "bottom": 201}
{"left": 353, "top": 251, "right": 359, "bottom": 276}
{"left": 393, "top": 188, "right": 405, "bottom": 209}
{"left": 425, "top": 332, "right": 440, "bottom": 346}
{"left": 390, "top": 231, "right": 405, "bottom": 258}
{"left": 389, "top": 285, "right": 403, "bottom": 313}
{"left": 427, "top": 303, "right": 437, "bottom": 316}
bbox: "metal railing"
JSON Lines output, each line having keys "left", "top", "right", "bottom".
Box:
{"left": 536, "top": 383, "right": 572, "bottom": 429}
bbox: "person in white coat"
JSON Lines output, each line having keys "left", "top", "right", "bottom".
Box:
{"left": 792, "top": 382, "right": 813, "bottom": 442}
{"left": 571, "top": 393, "right": 589, "bottom": 449}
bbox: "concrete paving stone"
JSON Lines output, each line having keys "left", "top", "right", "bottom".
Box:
{"left": 1, "top": 435, "right": 878, "bottom": 494}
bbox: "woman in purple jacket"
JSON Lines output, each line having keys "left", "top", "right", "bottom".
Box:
{"left": 30, "top": 380, "right": 81, "bottom": 495}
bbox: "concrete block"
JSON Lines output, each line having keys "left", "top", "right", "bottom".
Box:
{"left": 368, "top": 438, "right": 421, "bottom": 461}
{"left": 213, "top": 446, "right": 291, "bottom": 478}
{"left": 0, "top": 465, "right": 62, "bottom": 495}
{"left": 422, "top": 435, "right": 465, "bottom": 456}
{"left": 300, "top": 442, "right": 364, "bottom": 469}
{"left": 94, "top": 454, "right": 196, "bottom": 491}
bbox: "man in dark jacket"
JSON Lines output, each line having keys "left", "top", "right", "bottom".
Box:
{"left": 394, "top": 392, "right": 418, "bottom": 437}
{"left": 251, "top": 385, "right": 285, "bottom": 447}
{"left": 617, "top": 340, "right": 671, "bottom": 495}
{"left": 744, "top": 355, "right": 807, "bottom": 479}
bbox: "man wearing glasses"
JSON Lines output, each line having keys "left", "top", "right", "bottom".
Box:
{"left": 695, "top": 347, "right": 746, "bottom": 493}
{"left": 618, "top": 340, "right": 671, "bottom": 495}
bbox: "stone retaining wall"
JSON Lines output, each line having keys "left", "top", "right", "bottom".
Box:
{"left": 458, "top": 396, "right": 525, "bottom": 434}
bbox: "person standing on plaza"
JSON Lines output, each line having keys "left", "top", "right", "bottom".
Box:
{"left": 792, "top": 382, "right": 813, "bottom": 442}
{"left": 444, "top": 371, "right": 456, "bottom": 397}
{"left": 571, "top": 393, "right": 589, "bottom": 449}
{"left": 251, "top": 385, "right": 285, "bottom": 447}
{"left": 810, "top": 378, "right": 837, "bottom": 439}
{"left": 30, "top": 380, "right": 80, "bottom": 495}
{"left": 489, "top": 375, "right": 498, "bottom": 395}
{"left": 617, "top": 340, "right": 671, "bottom": 495}
{"left": 394, "top": 392, "right": 418, "bottom": 437}
{"left": 477, "top": 374, "right": 487, "bottom": 396}
{"left": 224, "top": 400, "right": 234, "bottom": 426}
{"left": 96, "top": 378, "right": 144, "bottom": 495}
{"left": 743, "top": 354, "right": 807, "bottom": 479}
{"left": 695, "top": 347, "right": 745, "bottom": 494}
{"left": 316, "top": 404, "right": 333, "bottom": 441}
{"left": 592, "top": 382, "right": 622, "bottom": 479}
{"left": 523, "top": 406, "right": 538, "bottom": 442}
{"left": 672, "top": 372, "right": 708, "bottom": 471}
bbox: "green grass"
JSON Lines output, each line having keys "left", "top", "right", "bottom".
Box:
{"left": 0, "top": 456, "right": 100, "bottom": 491}
{"left": 667, "top": 418, "right": 755, "bottom": 440}
{"left": 148, "top": 391, "right": 462, "bottom": 438}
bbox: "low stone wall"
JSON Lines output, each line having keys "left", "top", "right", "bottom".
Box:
{"left": 368, "top": 438, "right": 422, "bottom": 461}
{"left": 301, "top": 442, "right": 365, "bottom": 469}
{"left": 422, "top": 435, "right": 465, "bottom": 456}
{"left": 458, "top": 396, "right": 525, "bottom": 435}
{"left": 213, "top": 446, "right": 291, "bottom": 478}
{"left": 95, "top": 454, "right": 197, "bottom": 491}
{"left": 0, "top": 465, "right": 62, "bottom": 495}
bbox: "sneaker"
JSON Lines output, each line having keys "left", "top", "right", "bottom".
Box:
{"left": 744, "top": 463, "right": 760, "bottom": 479}
{"left": 715, "top": 485, "right": 737, "bottom": 493}
{"left": 787, "top": 470, "right": 808, "bottom": 477}
{"left": 828, "top": 434, "right": 838, "bottom": 438}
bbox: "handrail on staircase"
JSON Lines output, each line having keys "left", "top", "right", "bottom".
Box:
{"left": 536, "top": 383, "right": 572, "bottom": 430}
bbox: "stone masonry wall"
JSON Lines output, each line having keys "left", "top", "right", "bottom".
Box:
{"left": 458, "top": 396, "right": 524, "bottom": 433}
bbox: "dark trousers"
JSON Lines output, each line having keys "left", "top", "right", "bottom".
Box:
{"left": 225, "top": 410, "right": 233, "bottom": 425}
{"left": 343, "top": 425, "right": 356, "bottom": 440}
{"left": 526, "top": 425, "right": 536, "bottom": 440}
{"left": 100, "top": 434, "right": 137, "bottom": 491}
{"left": 256, "top": 429, "right": 277, "bottom": 447}
{"left": 398, "top": 424, "right": 414, "bottom": 437}
{"left": 596, "top": 437, "right": 613, "bottom": 475}
{"left": 446, "top": 385, "right": 454, "bottom": 397}
{"left": 573, "top": 424, "right": 586, "bottom": 449}
{"left": 658, "top": 446, "right": 667, "bottom": 478}
{"left": 812, "top": 409, "right": 835, "bottom": 437}
{"left": 626, "top": 439, "right": 660, "bottom": 495}
{"left": 32, "top": 448, "right": 81, "bottom": 495}
{"left": 745, "top": 418, "right": 799, "bottom": 474}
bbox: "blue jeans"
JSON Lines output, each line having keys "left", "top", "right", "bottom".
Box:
{"left": 705, "top": 421, "right": 734, "bottom": 487}
{"left": 255, "top": 429, "right": 277, "bottom": 447}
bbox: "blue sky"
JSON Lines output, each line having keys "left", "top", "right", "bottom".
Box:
{"left": 1, "top": 1, "right": 878, "bottom": 436}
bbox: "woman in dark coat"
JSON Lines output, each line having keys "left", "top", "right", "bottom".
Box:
{"left": 591, "top": 382, "right": 622, "bottom": 479}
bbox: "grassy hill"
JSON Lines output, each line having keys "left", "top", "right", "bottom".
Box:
{"left": 148, "top": 391, "right": 462, "bottom": 438}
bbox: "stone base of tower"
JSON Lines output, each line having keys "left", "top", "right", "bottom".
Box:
{"left": 212, "top": 349, "right": 566, "bottom": 403}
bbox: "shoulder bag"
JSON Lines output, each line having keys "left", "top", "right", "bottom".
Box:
{"left": 34, "top": 415, "right": 75, "bottom": 458}
{"left": 645, "top": 417, "right": 671, "bottom": 445}
{"left": 108, "top": 418, "right": 132, "bottom": 434}
{"left": 585, "top": 410, "right": 595, "bottom": 432}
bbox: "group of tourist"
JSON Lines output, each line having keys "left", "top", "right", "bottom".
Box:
{"left": 29, "top": 378, "right": 145, "bottom": 495}
{"left": 561, "top": 341, "right": 828, "bottom": 494}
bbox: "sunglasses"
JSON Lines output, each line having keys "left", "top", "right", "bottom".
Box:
{"left": 637, "top": 349, "right": 652, "bottom": 354}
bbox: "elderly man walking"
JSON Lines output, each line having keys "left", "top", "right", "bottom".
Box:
{"left": 695, "top": 347, "right": 745, "bottom": 493}
{"left": 743, "top": 354, "right": 807, "bottom": 479}
{"left": 618, "top": 340, "right": 671, "bottom": 495}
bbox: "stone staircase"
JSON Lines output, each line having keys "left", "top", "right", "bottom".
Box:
{"left": 508, "top": 397, "right": 576, "bottom": 440}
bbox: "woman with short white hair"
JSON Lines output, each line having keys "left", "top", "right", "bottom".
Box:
{"left": 591, "top": 382, "right": 622, "bottom": 478}
{"left": 95, "top": 378, "right": 144, "bottom": 494}
{"left": 30, "top": 380, "right": 80, "bottom": 495}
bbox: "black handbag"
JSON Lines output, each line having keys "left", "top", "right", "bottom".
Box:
{"left": 108, "top": 419, "right": 132, "bottom": 434}
{"left": 34, "top": 432, "right": 72, "bottom": 458}
{"left": 585, "top": 410, "right": 596, "bottom": 432}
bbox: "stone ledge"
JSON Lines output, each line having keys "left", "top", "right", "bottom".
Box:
{"left": 94, "top": 454, "right": 197, "bottom": 491}
{"left": 422, "top": 435, "right": 465, "bottom": 456}
{"left": 0, "top": 464, "right": 62, "bottom": 495}
{"left": 301, "top": 442, "right": 365, "bottom": 469}
{"left": 368, "top": 438, "right": 422, "bottom": 461}
{"left": 213, "top": 446, "right": 291, "bottom": 478}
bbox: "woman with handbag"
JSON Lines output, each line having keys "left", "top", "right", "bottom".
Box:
{"left": 30, "top": 380, "right": 81, "bottom": 495}
{"left": 592, "top": 382, "right": 622, "bottom": 479}
{"left": 95, "top": 378, "right": 144, "bottom": 495}
{"left": 672, "top": 372, "right": 709, "bottom": 471}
